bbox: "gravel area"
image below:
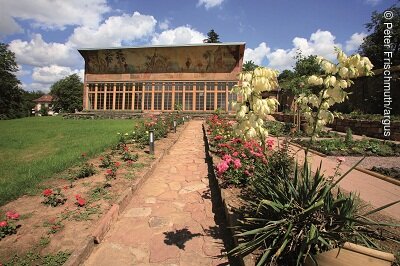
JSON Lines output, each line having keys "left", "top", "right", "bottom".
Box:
{"left": 327, "top": 156, "right": 400, "bottom": 169}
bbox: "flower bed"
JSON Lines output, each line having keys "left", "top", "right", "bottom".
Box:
{"left": 205, "top": 113, "right": 399, "bottom": 265}
{"left": 370, "top": 166, "right": 400, "bottom": 181}
{"left": 0, "top": 114, "right": 186, "bottom": 265}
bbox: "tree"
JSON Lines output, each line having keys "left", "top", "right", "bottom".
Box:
{"left": 0, "top": 43, "right": 24, "bottom": 119}
{"left": 50, "top": 74, "right": 83, "bottom": 113}
{"left": 242, "top": 60, "right": 258, "bottom": 71}
{"left": 359, "top": 5, "right": 400, "bottom": 67}
{"left": 203, "top": 29, "right": 221, "bottom": 43}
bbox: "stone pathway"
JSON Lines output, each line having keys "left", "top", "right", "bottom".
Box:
{"left": 286, "top": 143, "right": 400, "bottom": 220}
{"left": 84, "top": 120, "right": 230, "bottom": 266}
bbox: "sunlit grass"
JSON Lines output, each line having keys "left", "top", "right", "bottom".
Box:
{"left": 0, "top": 116, "right": 137, "bottom": 206}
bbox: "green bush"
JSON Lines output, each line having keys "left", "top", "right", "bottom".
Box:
{"left": 231, "top": 159, "right": 400, "bottom": 265}
{"left": 76, "top": 163, "right": 96, "bottom": 179}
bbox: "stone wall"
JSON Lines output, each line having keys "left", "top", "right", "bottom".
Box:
{"left": 329, "top": 118, "right": 400, "bottom": 141}
{"left": 272, "top": 113, "right": 400, "bottom": 141}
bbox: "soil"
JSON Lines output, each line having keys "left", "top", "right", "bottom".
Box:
{"left": 0, "top": 125, "right": 185, "bottom": 264}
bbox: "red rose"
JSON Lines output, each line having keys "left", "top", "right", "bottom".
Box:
{"left": 114, "top": 162, "right": 121, "bottom": 168}
{"left": 63, "top": 186, "right": 68, "bottom": 190}
{"left": 106, "top": 169, "right": 113, "bottom": 175}
{"left": 77, "top": 197, "right": 86, "bottom": 207}
{"left": 6, "top": 211, "right": 19, "bottom": 220}
{"left": 0, "top": 221, "right": 7, "bottom": 227}
{"left": 75, "top": 194, "right": 82, "bottom": 200}
{"left": 99, "top": 157, "right": 104, "bottom": 161}
{"left": 43, "top": 189, "right": 53, "bottom": 197}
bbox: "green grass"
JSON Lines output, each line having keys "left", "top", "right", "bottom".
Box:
{"left": 0, "top": 116, "right": 138, "bottom": 206}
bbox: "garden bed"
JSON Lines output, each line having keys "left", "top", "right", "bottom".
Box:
{"left": 204, "top": 115, "right": 400, "bottom": 265}
{"left": 0, "top": 115, "right": 186, "bottom": 266}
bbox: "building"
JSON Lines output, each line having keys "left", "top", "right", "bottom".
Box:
{"left": 78, "top": 43, "right": 245, "bottom": 113}
{"left": 33, "top": 94, "right": 54, "bottom": 115}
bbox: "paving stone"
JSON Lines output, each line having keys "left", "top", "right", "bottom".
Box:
{"left": 124, "top": 207, "right": 152, "bottom": 218}
{"left": 148, "top": 216, "right": 171, "bottom": 228}
{"left": 149, "top": 234, "right": 181, "bottom": 263}
{"left": 168, "top": 181, "right": 182, "bottom": 191}
{"left": 145, "top": 197, "right": 157, "bottom": 204}
{"left": 178, "top": 182, "right": 207, "bottom": 194}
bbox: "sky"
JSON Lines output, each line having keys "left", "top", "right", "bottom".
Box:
{"left": 0, "top": 0, "right": 397, "bottom": 92}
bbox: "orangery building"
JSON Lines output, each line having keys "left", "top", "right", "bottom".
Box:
{"left": 78, "top": 43, "right": 245, "bottom": 113}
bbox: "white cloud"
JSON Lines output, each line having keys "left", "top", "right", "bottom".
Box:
{"left": 1, "top": 0, "right": 110, "bottom": 33}
{"left": 9, "top": 34, "right": 80, "bottom": 67}
{"left": 243, "top": 42, "right": 271, "bottom": 65}
{"left": 197, "top": 0, "right": 224, "bottom": 9}
{"left": 68, "top": 12, "right": 157, "bottom": 48}
{"left": 32, "top": 65, "right": 83, "bottom": 84}
{"left": 262, "top": 29, "right": 342, "bottom": 71}
{"left": 151, "top": 26, "right": 206, "bottom": 45}
{"left": 0, "top": 9, "right": 24, "bottom": 36}
{"left": 345, "top": 32, "right": 367, "bottom": 52}
{"left": 159, "top": 19, "right": 170, "bottom": 30}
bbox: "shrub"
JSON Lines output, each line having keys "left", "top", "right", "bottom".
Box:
{"left": 99, "top": 154, "right": 113, "bottom": 168}
{"left": 42, "top": 188, "right": 67, "bottom": 207}
{"left": 231, "top": 159, "right": 400, "bottom": 265}
{"left": 76, "top": 163, "right": 96, "bottom": 179}
{"left": 345, "top": 128, "right": 353, "bottom": 144}
{"left": 0, "top": 211, "right": 20, "bottom": 239}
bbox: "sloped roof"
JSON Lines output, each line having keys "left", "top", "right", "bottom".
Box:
{"left": 33, "top": 95, "right": 53, "bottom": 103}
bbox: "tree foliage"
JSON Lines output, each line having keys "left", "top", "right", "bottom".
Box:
{"left": 359, "top": 5, "right": 400, "bottom": 67}
{"left": 278, "top": 52, "right": 322, "bottom": 96}
{"left": 242, "top": 60, "right": 258, "bottom": 71}
{"left": 204, "top": 29, "right": 221, "bottom": 43}
{"left": 50, "top": 74, "right": 83, "bottom": 113}
{"left": 0, "top": 43, "right": 24, "bottom": 119}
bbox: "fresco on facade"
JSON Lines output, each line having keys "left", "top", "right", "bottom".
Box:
{"left": 80, "top": 45, "right": 242, "bottom": 74}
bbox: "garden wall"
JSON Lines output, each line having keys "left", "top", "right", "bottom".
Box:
{"left": 329, "top": 118, "right": 400, "bottom": 141}
{"left": 272, "top": 113, "right": 400, "bottom": 141}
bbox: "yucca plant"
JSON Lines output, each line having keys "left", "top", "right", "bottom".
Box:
{"left": 231, "top": 158, "right": 400, "bottom": 265}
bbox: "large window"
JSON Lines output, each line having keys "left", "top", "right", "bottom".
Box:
{"left": 217, "top": 93, "right": 226, "bottom": 110}
{"left": 97, "top": 84, "right": 105, "bottom": 110}
{"left": 164, "top": 92, "right": 172, "bottom": 110}
{"left": 134, "top": 82, "right": 143, "bottom": 110}
{"left": 106, "top": 92, "right": 113, "bottom": 110}
{"left": 88, "top": 93, "right": 95, "bottom": 109}
{"left": 206, "top": 92, "right": 214, "bottom": 110}
{"left": 115, "top": 83, "right": 123, "bottom": 110}
{"left": 228, "top": 92, "right": 237, "bottom": 111}
{"left": 217, "top": 82, "right": 226, "bottom": 91}
{"left": 185, "top": 93, "right": 193, "bottom": 111}
{"left": 154, "top": 92, "right": 162, "bottom": 110}
{"left": 144, "top": 93, "right": 152, "bottom": 110}
{"left": 196, "top": 92, "right": 204, "bottom": 111}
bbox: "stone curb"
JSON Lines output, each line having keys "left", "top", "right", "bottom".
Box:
{"left": 354, "top": 167, "right": 400, "bottom": 187}
{"left": 289, "top": 141, "right": 327, "bottom": 157}
{"left": 63, "top": 122, "right": 189, "bottom": 266}
{"left": 202, "top": 123, "right": 254, "bottom": 266}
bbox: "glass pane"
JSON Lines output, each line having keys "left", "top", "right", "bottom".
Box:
{"left": 88, "top": 94, "right": 95, "bottom": 109}
{"left": 124, "top": 92, "right": 132, "bottom": 110}
{"left": 206, "top": 82, "right": 214, "bottom": 91}
{"left": 106, "top": 93, "right": 113, "bottom": 109}
{"left": 115, "top": 93, "right": 123, "bottom": 110}
{"left": 217, "top": 92, "right": 226, "bottom": 110}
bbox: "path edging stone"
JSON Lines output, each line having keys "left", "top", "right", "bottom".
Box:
{"left": 63, "top": 122, "right": 189, "bottom": 266}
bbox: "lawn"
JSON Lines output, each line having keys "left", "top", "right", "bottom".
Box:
{"left": 0, "top": 116, "right": 137, "bottom": 206}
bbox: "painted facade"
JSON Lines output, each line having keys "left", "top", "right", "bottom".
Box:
{"left": 78, "top": 43, "right": 245, "bottom": 112}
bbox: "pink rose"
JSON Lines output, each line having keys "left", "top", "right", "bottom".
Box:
{"left": 232, "top": 151, "right": 239, "bottom": 157}
{"left": 222, "top": 154, "right": 232, "bottom": 163}
{"left": 233, "top": 159, "right": 242, "bottom": 169}
{"left": 0, "top": 221, "right": 7, "bottom": 227}
{"left": 217, "top": 161, "right": 229, "bottom": 175}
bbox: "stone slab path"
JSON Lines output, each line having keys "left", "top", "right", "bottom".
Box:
{"left": 84, "top": 120, "right": 230, "bottom": 266}
{"left": 286, "top": 143, "right": 400, "bottom": 220}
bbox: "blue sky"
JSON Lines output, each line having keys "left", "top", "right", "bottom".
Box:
{"left": 0, "top": 0, "right": 397, "bottom": 92}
